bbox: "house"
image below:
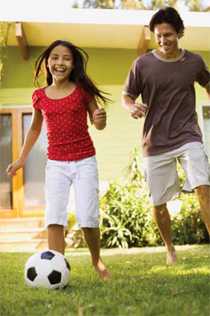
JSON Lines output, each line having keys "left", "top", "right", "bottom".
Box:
{"left": 0, "top": 1, "right": 210, "bottom": 250}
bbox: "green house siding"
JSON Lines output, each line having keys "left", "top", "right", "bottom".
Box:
{"left": 2, "top": 47, "right": 137, "bottom": 88}
{"left": 0, "top": 88, "right": 33, "bottom": 105}
{"left": 0, "top": 47, "right": 210, "bottom": 180}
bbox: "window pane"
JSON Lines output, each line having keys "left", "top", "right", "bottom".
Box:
{"left": 23, "top": 114, "right": 47, "bottom": 209}
{"left": 0, "top": 114, "right": 12, "bottom": 209}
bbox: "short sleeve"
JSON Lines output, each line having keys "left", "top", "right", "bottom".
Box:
{"left": 80, "top": 88, "right": 94, "bottom": 107}
{"left": 123, "top": 58, "right": 143, "bottom": 99}
{"left": 196, "top": 56, "right": 210, "bottom": 87}
{"left": 32, "top": 89, "right": 42, "bottom": 110}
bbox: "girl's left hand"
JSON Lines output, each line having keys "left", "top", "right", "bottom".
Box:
{"left": 93, "top": 108, "right": 106, "bottom": 122}
{"left": 93, "top": 108, "right": 106, "bottom": 129}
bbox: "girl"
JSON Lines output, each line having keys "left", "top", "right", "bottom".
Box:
{"left": 7, "top": 40, "right": 110, "bottom": 280}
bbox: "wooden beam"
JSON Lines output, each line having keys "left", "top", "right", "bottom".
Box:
{"left": 15, "top": 22, "right": 30, "bottom": 60}
{"left": 137, "top": 25, "right": 151, "bottom": 55}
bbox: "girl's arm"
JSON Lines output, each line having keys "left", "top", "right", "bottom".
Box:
{"left": 7, "top": 109, "right": 43, "bottom": 176}
{"left": 87, "top": 99, "right": 106, "bottom": 130}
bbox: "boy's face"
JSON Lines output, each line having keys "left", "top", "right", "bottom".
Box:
{"left": 154, "top": 23, "right": 180, "bottom": 57}
{"left": 47, "top": 45, "right": 74, "bottom": 82}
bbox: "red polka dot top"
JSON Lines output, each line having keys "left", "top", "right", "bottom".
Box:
{"left": 32, "top": 86, "right": 96, "bottom": 161}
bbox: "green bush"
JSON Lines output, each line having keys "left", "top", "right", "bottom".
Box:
{"left": 100, "top": 149, "right": 159, "bottom": 248}
{"left": 172, "top": 193, "right": 209, "bottom": 244}
{"left": 100, "top": 182, "right": 158, "bottom": 248}
{"left": 100, "top": 148, "right": 209, "bottom": 248}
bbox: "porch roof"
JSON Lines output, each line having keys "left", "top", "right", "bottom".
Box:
{"left": 0, "top": 1, "right": 210, "bottom": 51}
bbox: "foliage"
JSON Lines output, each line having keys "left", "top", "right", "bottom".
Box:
{"left": 100, "top": 148, "right": 208, "bottom": 248}
{"left": 172, "top": 192, "right": 209, "bottom": 244}
{"left": 185, "top": 0, "right": 210, "bottom": 11}
{"left": 0, "top": 22, "right": 10, "bottom": 85}
{"left": 100, "top": 149, "right": 158, "bottom": 248}
{"left": 65, "top": 213, "right": 87, "bottom": 248}
{"left": 70, "top": 0, "right": 210, "bottom": 11}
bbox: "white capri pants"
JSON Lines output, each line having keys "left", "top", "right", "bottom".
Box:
{"left": 45, "top": 156, "right": 99, "bottom": 228}
{"left": 143, "top": 142, "right": 210, "bottom": 206}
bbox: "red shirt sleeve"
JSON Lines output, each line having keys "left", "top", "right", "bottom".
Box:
{"left": 80, "top": 88, "right": 94, "bottom": 107}
{"left": 32, "top": 89, "right": 42, "bottom": 110}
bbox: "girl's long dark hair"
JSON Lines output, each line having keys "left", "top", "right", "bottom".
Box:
{"left": 34, "top": 40, "right": 110, "bottom": 106}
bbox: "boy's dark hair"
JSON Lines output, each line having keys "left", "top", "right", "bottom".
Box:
{"left": 149, "top": 7, "right": 185, "bottom": 36}
{"left": 34, "top": 40, "right": 110, "bottom": 105}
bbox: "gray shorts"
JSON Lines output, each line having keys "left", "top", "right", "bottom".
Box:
{"left": 143, "top": 142, "right": 210, "bottom": 206}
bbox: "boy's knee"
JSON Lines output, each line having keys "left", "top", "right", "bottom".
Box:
{"left": 153, "top": 203, "right": 167, "bottom": 214}
{"left": 48, "top": 223, "right": 64, "bottom": 229}
{"left": 196, "top": 185, "right": 210, "bottom": 194}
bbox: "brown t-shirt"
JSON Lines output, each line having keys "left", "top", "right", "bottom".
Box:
{"left": 123, "top": 50, "right": 210, "bottom": 156}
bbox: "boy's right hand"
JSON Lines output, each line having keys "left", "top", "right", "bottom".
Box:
{"left": 130, "top": 103, "right": 148, "bottom": 119}
{"left": 7, "top": 159, "right": 24, "bottom": 176}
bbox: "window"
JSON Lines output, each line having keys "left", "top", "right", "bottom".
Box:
{"left": 23, "top": 114, "right": 47, "bottom": 209}
{"left": 0, "top": 114, "right": 12, "bottom": 209}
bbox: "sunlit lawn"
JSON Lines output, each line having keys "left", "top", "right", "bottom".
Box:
{"left": 0, "top": 245, "right": 210, "bottom": 316}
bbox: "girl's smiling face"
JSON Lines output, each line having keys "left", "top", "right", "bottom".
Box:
{"left": 47, "top": 45, "right": 74, "bottom": 83}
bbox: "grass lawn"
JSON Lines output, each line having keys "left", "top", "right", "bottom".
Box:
{"left": 0, "top": 245, "right": 210, "bottom": 316}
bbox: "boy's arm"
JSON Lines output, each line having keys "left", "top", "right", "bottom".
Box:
{"left": 87, "top": 99, "right": 106, "bottom": 130}
{"left": 121, "top": 94, "right": 135, "bottom": 110}
{"left": 121, "top": 94, "right": 147, "bottom": 119}
{"left": 205, "top": 81, "right": 210, "bottom": 98}
{"left": 7, "top": 109, "right": 43, "bottom": 176}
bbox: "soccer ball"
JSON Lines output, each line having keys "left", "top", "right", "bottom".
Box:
{"left": 24, "top": 250, "right": 70, "bottom": 289}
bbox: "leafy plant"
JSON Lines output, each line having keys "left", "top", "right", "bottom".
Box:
{"left": 0, "top": 22, "right": 10, "bottom": 85}
{"left": 100, "top": 149, "right": 158, "bottom": 248}
{"left": 70, "top": 0, "right": 210, "bottom": 11}
{"left": 172, "top": 192, "right": 209, "bottom": 244}
{"left": 64, "top": 213, "right": 86, "bottom": 249}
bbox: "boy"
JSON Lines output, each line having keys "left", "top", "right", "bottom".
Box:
{"left": 122, "top": 7, "right": 210, "bottom": 264}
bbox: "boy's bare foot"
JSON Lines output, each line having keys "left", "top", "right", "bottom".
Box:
{"left": 166, "top": 248, "right": 177, "bottom": 265}
{"left": 93, "top": 259, "right": 111, "bottom": 281}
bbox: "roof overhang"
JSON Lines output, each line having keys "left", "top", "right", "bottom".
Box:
{"left": 0, "top": 1, "right": 210, "bottom": 51}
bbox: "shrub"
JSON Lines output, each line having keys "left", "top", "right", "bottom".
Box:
{"left": 100, "top": 149, "right": 159, "bottom": 248}
{"left": 172, "top": 192, "right": 209, "bottom": 245}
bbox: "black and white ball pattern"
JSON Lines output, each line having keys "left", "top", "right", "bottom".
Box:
{"left": 24, "top": 250, "right": 70, "bottom": 289}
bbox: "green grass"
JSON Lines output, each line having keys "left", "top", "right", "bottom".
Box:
{"left": 0, "top": 245, "right": 210, "bottom": 316}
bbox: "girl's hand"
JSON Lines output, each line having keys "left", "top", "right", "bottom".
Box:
{"left": 6, "top": 159, "right": 24, "bottom": 176}
{"left": 130, "top": 103, "right": 147, "bottom": 119}
{"left": 93, "top": 108, "right": 106, "bottom": 130}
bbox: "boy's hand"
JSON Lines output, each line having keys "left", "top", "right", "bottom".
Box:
{"left": 130, "top": 103, "right": 147, "bottom": 119}
{"left": 7, "top": 159, "right": 24, "bottom": 176}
